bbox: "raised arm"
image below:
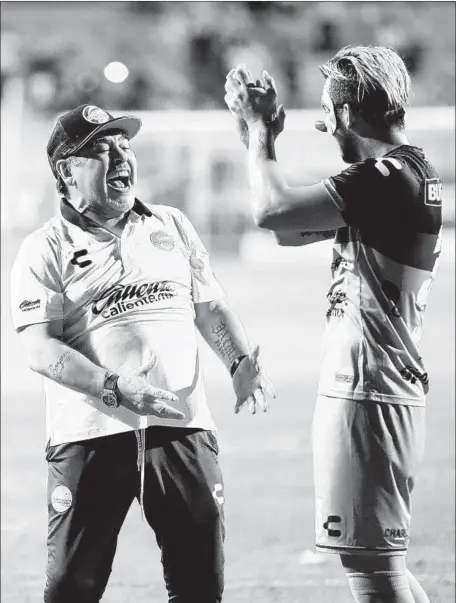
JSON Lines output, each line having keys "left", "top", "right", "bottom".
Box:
{"left": 225, "top": 66, "right": 345, "bottom": 233}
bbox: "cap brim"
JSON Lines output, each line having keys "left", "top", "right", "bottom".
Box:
{"left": 70, "top": 115, "right": 142, "bottom": 155}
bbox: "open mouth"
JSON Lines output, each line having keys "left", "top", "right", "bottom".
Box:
{"left": 107, "top": 170, "right": 132, "bottom": 192}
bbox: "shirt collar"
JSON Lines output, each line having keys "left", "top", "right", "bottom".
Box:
{"left": 60, "top": 197, "right": 152, "bottom": 230}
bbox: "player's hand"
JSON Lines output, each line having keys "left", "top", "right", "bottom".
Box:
{"left": 225, "top": 64, "right": 281, "bottom": 128}
{"left": 232, "top": 104, "right": 286, "bottom": 149}
{"left": 232, "top": 345, "right": 277, "bottom": 414}
{"left": 117, "top": 359, "right": 185, "bottom": 419}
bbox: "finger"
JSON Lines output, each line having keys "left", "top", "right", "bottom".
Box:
{"left": 255, "top": 78, "right": 264, "bottom": 88}
{"left": 254, "top": 388, "right": 268, "bottom": 412}
{"left": 151, "top": 401, "right": 185, "bottom": 421}
{"left": 277, "top": 104, "right": 286, "bottom": 120}
{"left": 234, "top": 397, "right": 245, "bottom": 414}
{"left": 261, "top": 376, "right": 277, "bottom": 399}
{"left": 235, "top": 66, "right": 252, "bottom": 87}
{"left": 151, "top": 387, "right": 179, "bottom": 403}
{"left": 226, "top": 67, "right": 236, "bottom": 79}
{"left": 262, "top": 70, "right": 278, "bottom": 95}
{"left": 135, "top": 357, "right": 156, "bottom": 377}
{"left": 247, "top": 395, "right": 256, "bottom": 415}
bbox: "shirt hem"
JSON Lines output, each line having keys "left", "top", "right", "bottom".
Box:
{"left": 318, "top": 389, "right": 425, "bottom": 406}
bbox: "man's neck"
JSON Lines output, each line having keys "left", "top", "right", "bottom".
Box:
{"left": 358, "top": 130, "right": 409, "bottom": 161}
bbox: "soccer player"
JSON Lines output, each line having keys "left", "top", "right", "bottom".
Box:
{"left": 224, "top": 46, "right": 441, "bottom": 603}
{"left": 10, "top": 104, "right": 275, "bottom": 603}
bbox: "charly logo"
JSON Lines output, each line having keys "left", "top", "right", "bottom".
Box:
{"left": 70, "top": 249, "right": 92, "bottom": 268}
{"left": 51, "top": 485, "right": 72, "bottom": 513}
{"left": 150, "top": 231, "right": 175, "bottom": 251}
{"left": 323, "top": 515, "right": 342, "bottom": 537}
{"left": 19, "top": 299, "right": 40, "bottom": 311}
{"left": 384, "top": 528, "right": 409, "bottom": 541}
{"left": 212, "top": 483, "right": 225, "bottom": 505}
{"left": 82, "top": 105, "right": 110, "bottom": 124}
{"left": 92, "top": 281, "right": 176, "bottom": 319}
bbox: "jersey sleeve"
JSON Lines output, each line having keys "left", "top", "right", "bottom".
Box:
{"left": 10, "top": 231, "right": 64, "bottom": 331}
{"left": 323, "top": 157, "right": 417, "bottom": 230}
{"left": 171, "top": 210, "right": 226, "bottom": 303}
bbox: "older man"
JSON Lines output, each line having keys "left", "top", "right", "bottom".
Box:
{"left": 10, "top": 104, "right": 275, "bottom": 603}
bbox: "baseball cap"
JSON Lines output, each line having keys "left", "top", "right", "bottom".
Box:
{"left": 47, "top": 104, "right": 142, "bottom": 177}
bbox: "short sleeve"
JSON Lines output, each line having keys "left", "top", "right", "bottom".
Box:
{"left": 323, "top": 157, "right": 416, "bottom": 230}
{"left": 170, "top": 210, "right": 225, "bottom": 304}
{"left": 10, "top": 232, "right": 64, "bottom": 331}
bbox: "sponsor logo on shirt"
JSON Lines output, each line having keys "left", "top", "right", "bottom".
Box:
{"left": 400, "top": 365, "right": 429, "bottom": 386}
{"left": 19, "top": 299, "right": 41, "bottom": 311}
{"left": 326, "top": 289, "right": 348, "bottom": 318}
{"left": 335, "top": 373, "right": 354, "bottom": 383}
{"left": 424, "top": 178, "right": 442, "bottom": 207}
{"left": 384, "top": 528, "right": 409, "bottom": 541}
{"left": 92, "top": 281, "right": 177, "bottom": 319}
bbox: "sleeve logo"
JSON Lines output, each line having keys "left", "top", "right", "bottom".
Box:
{"left": 19, "top": 299, "right": 41, "bottom": 311}
{"left": 424, "top": 178, "right": 442, "bottom": 207}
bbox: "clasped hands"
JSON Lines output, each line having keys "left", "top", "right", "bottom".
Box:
{"left": 224, "top": 64, "right": 286, "bottom": 148}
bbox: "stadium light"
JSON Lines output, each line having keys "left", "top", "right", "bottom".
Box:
{"left": 103, "top": 62, "right": 129, "bottom": 84}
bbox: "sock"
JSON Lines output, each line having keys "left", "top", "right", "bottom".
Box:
{"left": 407, "top": 569, "right": 430, "bottom": 603}
{"left": 347, "top": 570, "right": 416, "bottom": 603}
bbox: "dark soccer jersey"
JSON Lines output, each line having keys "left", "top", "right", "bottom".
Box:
{"left": 321, "top": 145, "right": 442, "bottom": 404}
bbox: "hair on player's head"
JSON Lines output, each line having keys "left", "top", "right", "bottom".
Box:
{"left": 320, "top": 45, "right": 411, "bottom": 130}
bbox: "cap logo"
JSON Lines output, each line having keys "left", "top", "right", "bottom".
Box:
{"left": 82, "top": 105, "right": 110, "bottom": 124}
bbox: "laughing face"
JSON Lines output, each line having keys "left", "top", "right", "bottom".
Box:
{"left": 68, "top": 129, "right": 137, "bottom": 217}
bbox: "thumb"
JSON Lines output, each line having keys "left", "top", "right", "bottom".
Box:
{"left": 135, "top": 357, "right": 156, "bottom": 377}
{"left": 277, "top": 104, "right": 286, "bottom": 121}
{"left": 250, "top": 344, "right": 261, "bottom": 367}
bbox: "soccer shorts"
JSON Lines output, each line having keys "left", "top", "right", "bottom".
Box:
{"left": 312, "top": 395, "right": 425, "bottom": 556}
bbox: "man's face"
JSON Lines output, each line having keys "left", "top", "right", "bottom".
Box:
{"left": 320, "top": 80, "right": 361, "bottom": 164}
{"left": 69, "top": 130, "right": 137, "bottom": 215}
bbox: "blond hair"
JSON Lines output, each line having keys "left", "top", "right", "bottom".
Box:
{"left": 320, "top": 45, "right": 412, "bottom": 128}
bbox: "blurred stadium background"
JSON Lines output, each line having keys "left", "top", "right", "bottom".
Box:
{"left": 1, "top": 2, "right": 454, "bottom": 602}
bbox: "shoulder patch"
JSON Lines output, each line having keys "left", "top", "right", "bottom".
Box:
{"left": 424, "top": 178, "right": 442, "bottom": 207}
{"left": 374, "top": 157, "right": 402, "bottom": 177}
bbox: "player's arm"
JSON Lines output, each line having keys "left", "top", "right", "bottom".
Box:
{"left": 247, "top": 121, "right": 345, "bottom": 233}
{"left": 18, "top": 320, "right": 183, "bottom": 419}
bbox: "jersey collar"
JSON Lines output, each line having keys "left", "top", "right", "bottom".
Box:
{"left": 60, "top": 197, "right": 152, "bottom": 230}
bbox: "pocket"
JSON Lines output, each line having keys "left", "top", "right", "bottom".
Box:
{"left": 204, "top": 430, "right": 219, "bottom": 456}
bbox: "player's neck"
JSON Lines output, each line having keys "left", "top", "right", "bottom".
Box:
{"left": 359, "top": 130, "right": 409, "bottom": 161}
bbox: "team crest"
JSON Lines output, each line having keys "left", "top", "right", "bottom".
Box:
{"left": 51, "top": 485, "right": 73, "bottom": 513}
{"left": 150, "top": 231, "right": 175, "bottom": 251}
{"left": 82, "top": 105, "right": 110, "bottom": 124}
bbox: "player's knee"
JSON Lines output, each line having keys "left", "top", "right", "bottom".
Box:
{"left": 44, "top": 567, "right": 105, "bottom": 603}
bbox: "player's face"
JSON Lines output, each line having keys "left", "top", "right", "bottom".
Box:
{"left": 70, "top": 131, "right": 137, "bottom": 216}
{"left": 319, "top": 81, "right": 362, "bottom": 164}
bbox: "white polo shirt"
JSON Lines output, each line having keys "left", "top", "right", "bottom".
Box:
{"left": 11, "top": 199, "right": 225, "bottom": 445}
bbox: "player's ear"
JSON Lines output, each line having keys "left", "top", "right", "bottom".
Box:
{"left": 341, "top": 103, "right": 355, "bottom": 130}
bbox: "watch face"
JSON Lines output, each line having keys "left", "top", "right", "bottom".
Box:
{"left": 101, "top": 392, "right": 118, "bottom": 408}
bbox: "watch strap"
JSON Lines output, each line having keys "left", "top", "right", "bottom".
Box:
{"left": 103, "top": 372, "right": 119, "bottom": 393}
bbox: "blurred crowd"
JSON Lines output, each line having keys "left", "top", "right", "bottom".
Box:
{"left": 2, "top": 1, "right": 455, "bottom": 114}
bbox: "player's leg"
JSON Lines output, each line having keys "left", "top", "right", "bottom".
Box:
{"left": 141, "top": 427, "right": 225, "bottom": 603}
{"left": 341, "top": 553, "right": 415, "bottom": 602}
{"left": 44, "top": 432, "right": 137, "bottom": 603}
{"left": 312, "top": 396, "right": 429, "bottom": 603}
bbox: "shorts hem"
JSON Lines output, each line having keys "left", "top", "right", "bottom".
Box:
{"left": 316, "top": 544, "right": 408, "bottom": 557}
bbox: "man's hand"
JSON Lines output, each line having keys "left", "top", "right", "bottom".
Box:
{"left": 232, "top": 345, "right": 277, "bottom": 414}
{"left": 225, "top": 65, "right": 285, "bottom": 148}
{"left": 117, "top": 359, "right": 185, "bottom": 420}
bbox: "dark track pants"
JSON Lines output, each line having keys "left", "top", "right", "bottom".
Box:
{"left": 44, "top": 427, "right": 225, "bottom": 603}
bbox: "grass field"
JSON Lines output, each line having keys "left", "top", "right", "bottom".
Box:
{"left": 1, "top": 231, "right": 454, "bottom": 603}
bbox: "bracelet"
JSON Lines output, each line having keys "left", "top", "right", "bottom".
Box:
{"left": 230, "top": 355, "right": 247, "bottom": 377}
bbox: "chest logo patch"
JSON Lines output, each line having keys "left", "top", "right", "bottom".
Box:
{"left": 70, "top": 249, "right": 92, "bottom": 268}
{"left": 150, "top": 231, "right": 175, "bottom": 251}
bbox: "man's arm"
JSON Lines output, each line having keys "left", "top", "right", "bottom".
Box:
{"left": 19, "top": 320, "right": 184, "bottom": 419}
{"left": 194, "top": 300, "right": 275, "bottom": 413}
{"left": 247, "top": 122, "right": 345, "bottom": 232}
{"left": 194, "top": 299, "right": 250, "bottom": 372}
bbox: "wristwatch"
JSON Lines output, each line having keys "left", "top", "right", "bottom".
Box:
{"left": 100, "top": 372, "right": 120, "bottom": 408}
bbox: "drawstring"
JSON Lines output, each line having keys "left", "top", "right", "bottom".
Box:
{"left": 134, "top": 429, "right": 146, "bottom": 520}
